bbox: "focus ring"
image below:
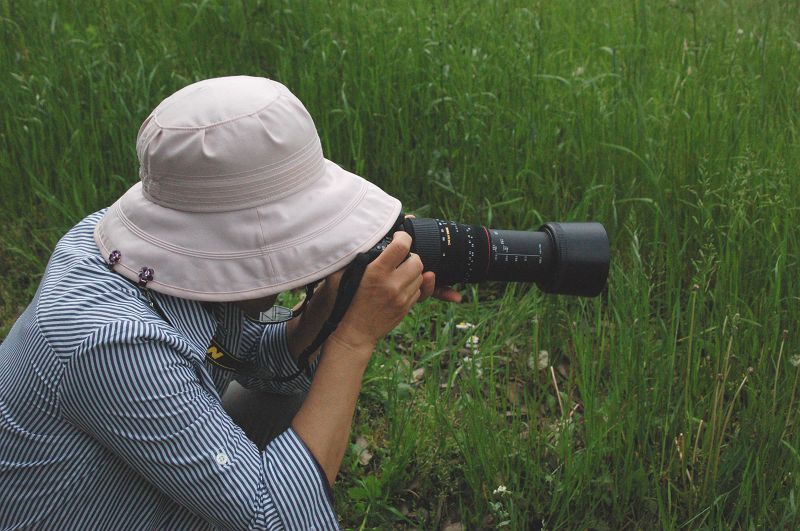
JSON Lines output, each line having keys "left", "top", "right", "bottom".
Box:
{"left": 405, "top": 218, "right": 442, "bottom": 277}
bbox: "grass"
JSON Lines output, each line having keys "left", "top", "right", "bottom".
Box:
{"left": 2, "top": 0, "right": 799, "bottom": 528}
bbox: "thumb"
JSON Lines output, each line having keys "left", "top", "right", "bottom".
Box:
{"left": 372, "top": 231, "right": 412, "bottom": 270}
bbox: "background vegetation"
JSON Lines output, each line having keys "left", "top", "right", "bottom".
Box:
{"left": 2, "top": 0, "right": 799, "bottom": 528}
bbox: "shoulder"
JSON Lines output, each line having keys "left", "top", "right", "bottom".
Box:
{"left": 36, "top": 210, "right": 176, "bottom": 357}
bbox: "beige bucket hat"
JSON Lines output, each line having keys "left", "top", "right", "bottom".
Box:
{"left": 94, "top": 76, "right": 401, "bottom": 301}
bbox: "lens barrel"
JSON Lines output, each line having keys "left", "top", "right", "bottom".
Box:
{"left": 402, "top": 218, "right": 609, "bottom": 297}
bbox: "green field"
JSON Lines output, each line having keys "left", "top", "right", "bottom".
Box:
{"left": 2, "top": 0, "right": 799, "bottom": 528}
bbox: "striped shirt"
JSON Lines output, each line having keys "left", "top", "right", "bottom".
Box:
{"left": 0, "top": 211, "right": 340, "bottom": 530}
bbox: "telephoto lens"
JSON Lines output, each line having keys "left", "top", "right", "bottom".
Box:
{"left": 401, "top": 217, "right": 610, "bottom": 297}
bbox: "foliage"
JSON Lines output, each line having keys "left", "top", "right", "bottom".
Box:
{"left": 2, "top": 0, "right": 799, "bottom": 528}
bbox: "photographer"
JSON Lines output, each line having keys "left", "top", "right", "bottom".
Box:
{"left": 0, "top": 76, "right": 459, "bottom": 529}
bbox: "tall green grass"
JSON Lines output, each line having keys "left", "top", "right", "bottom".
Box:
{"left": 2, "top": 0, "right": 799, "bottom": 528}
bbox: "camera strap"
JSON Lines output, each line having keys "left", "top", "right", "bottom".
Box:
{"left": 205, "top": 247, "right": 381, "bottom": 383}
{"left": 274, "top": 247, "right": 382, "bottom": 382}
{"left": 207, "top": 216, "right": 407, "bottom": 382}
{"left": 277, "top": 215, "right": 406, "bottom": 381}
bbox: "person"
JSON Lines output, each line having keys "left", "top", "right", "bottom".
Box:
{"left": 0, "top": 76, "right": 460, "bottom": 530}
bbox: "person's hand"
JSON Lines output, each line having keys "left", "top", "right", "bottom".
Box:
{"left": 329, "top": 231, "right": 424, "bottom": 356}
{"left": 403, "top": 214, "right": 463, "bottom": 304}
{"left": 417, "top": 274, "right": 463, "bottom": 303}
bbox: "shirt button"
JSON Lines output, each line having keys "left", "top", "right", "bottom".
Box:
{"left": 215, "top": 452, "right": 229, "bottom": 466}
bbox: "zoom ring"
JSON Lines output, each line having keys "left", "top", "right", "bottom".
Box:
{"left": 406, "top": 218, "right": 442, "bottom": 277}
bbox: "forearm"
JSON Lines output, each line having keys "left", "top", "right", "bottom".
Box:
{"left": 289, "top": 233, "right": 426, "bottom": 484}
{"left": 290, "top": 333, "right": 372, "bottom": 485}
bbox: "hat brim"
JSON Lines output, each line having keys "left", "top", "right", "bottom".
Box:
{"left": 94, "top": 160, "right": 402, "bottom": 301}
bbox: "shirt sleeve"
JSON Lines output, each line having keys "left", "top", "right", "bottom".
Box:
{"left": 59, "top": 321, "right": 338, "bottom": 531}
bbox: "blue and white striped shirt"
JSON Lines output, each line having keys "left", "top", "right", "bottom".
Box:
{"left": 0, "top": 211, "right": 339, "bottom": 530}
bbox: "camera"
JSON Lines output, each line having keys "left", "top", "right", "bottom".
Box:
{"left": 370, "top": 215, "right": 610, "bottom": 297}
{"left": 275, "top": 215, "right": 610, "bottom": 380}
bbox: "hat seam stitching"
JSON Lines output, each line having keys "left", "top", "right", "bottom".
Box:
{"left": 146, "top": 136, "right": 321, "bottom": 179}
{"left": 142, "top": 158, "right": 326, "bottom": 212}
{"left": 256, "top": 207, "right": 277, "bottom": 285}
{"left": 149, "top": 157, "right": 325, "bottom": 204}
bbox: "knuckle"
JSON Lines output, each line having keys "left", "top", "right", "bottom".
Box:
{"left": 395, "top": 231, "right": 412, "bottom": 247}
{"left": 389, "top": 284, "right": 403, "bottom": 300}
{"left": 410, "top": 254, "right": 424, "bottom": 273}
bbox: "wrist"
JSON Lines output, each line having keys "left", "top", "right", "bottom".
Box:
{"left": 326, "top": 327, "right": 376, "bottom": 365}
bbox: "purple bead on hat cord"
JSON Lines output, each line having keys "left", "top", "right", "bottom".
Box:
{"left": 138, "top": 266, "right": 155, "bottom": 287}
{"left": 106, "top": 251, "right": 155, "bottom": 289}
{"left": 104, "top": 251, "right": 166, "bottom": 321}
{"left": 107, "top": 250, "right": 121, "bottom": 271}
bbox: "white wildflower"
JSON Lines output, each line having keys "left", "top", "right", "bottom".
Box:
{"left": 465, "top": 335, "right": 480, "bottom": 355}
{"left": 538, "top": 350, "right": 550, "bottom": 370}
{"left": 493, "top": 485, "right": 509, "bottom": 496}
{"left": 461, "top": 356, "right": 482, "bottom": 377}
{"left": 528, "top": 350, "right": 550, "bottom": 371}
{"left": 456, "top": 321, "right": 476, "bottom": 331}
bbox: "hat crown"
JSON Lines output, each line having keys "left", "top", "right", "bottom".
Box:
{"left": 96, "top": 76, "right": 402, "bottom": 301}
{"left": 136, "top": 76, "right": 325, "bottom": 213}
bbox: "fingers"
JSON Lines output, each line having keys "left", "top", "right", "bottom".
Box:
{"left": 396, "top": 258, "right": 423, "bottom": 293}
{"left": 418, "top": 271, "right": 436, "bottom": 302}
{"left": 403, "top": 276, "right": 423, "bottom": 310}
{"left": 368, "top": 229, "right": 461, "bottom": 306}
{"left": 390, "top": 258, "right": 463, "bottom": 305}
{"left": 433, "top": 286, "right": 463, "bottom": 303}
{"left": 374, "top": 231, "right": 412, "bottom": 270}
{"left": 396, "top": 250, "right": 423, "bottom": 277}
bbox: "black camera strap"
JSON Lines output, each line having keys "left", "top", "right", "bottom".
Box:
{"left": 273, "top": 247, "right": 382, "bottom": 382}
{"left": 203, "top": 217, "right": 404, "bottom": 382}
{"left": 272, "top": 215, "right": 406, "bottom": 381}
{"left": 202, "top": 247, "right": 381, "bottom": 383}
